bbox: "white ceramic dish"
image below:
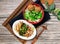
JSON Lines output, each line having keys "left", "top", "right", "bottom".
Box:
{"left": 12, "top": 20, "right": 36, "bottom": 40}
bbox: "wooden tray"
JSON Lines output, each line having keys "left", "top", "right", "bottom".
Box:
{"left": 2, "top": 0, "right": 48, "bottom": 44}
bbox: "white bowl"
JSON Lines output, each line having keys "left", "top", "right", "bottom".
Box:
{"left": 12, "top": 20, "right": 36, "bottom": 40}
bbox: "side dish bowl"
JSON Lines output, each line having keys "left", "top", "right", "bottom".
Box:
{"left": 23, "top": 3, "right": 44, "bottom": 24}
{"left": 12, "top": 20, "right": 36, "bottom": 40}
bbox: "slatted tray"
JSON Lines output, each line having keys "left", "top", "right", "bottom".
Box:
{"left": 2, "top": 0, "right": 50, "bottom": 44}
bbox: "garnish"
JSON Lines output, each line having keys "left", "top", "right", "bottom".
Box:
{"left": 42, "top": 0, "right": 60, "bottom": 20}
{"left": 44, "top": 0, "right": 55, "bottom": 13}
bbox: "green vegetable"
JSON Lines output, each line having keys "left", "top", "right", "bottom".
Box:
{"left": 38, "top": 12, "right": 42, "bottom": 18}
{"left": 19, "top": 23, "right": 28, "bottom": 36}
{"left": 24, "top": 10, "right": 42, "bottom": 21}
{"left": 57, "top": 11, "right": 60, "bottom": 20}
{"left": 49, "top": 3, "right": 55, "bottom": 11}
{"left": 44, "top": 0, "right": 60, "bottom": 21}
{"left": 53, "top": 8, "right": 60, "bottom": 20}
{"left": 31, "top": 11, "right": 36, "bottom": 14}
{"left": 54, "top": 8, "right": 60, "bottom": 15}
{"left": 45, "top": 1, "right": 55, "bottom": 13}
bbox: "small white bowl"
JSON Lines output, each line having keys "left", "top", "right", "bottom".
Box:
{"left": 12, "top": 20, "right": 36, "bottom": 40}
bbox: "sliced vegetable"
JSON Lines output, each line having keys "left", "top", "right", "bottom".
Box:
{"left": 19, "top": 23, "right": 28, "bottom": 36}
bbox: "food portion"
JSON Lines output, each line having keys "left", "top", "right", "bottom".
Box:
{"left": 24, "top": 4, "right": 43, "bottom": 23}
{"left": 40, "top": 0, "right": 54, "bottom": 5}
{"left": 41, "top": 0, "right": 55, "bottom": 13}
{"left": 15, "top": 22, "right": 33, "bottom": 37}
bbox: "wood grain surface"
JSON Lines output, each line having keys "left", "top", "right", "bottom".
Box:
{"left": 0, "top": 0, "right": 60, "bottom": 44}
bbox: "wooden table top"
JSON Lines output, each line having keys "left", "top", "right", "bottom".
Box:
{"left": 0, "top": 0, "right": 60, "bottom": 44}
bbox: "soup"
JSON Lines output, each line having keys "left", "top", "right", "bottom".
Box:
{"left": 24, "top": 4, "right": 43, "bottom": 22}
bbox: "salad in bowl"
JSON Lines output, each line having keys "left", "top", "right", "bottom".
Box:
{"left": 23, "top": 3, "right": 44, "bottom": 24}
